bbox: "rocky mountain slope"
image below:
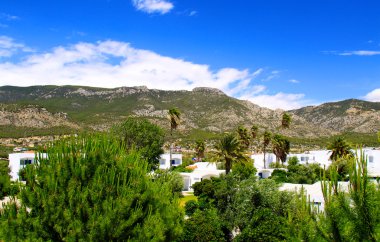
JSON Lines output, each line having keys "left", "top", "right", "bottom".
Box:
{"left": 0, "top": 85, "right": 378, "bottom": 140}
{"left": 289, "top": 99, "right": 380, "bottom": 133}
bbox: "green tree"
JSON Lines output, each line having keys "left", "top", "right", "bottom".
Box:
{"left": 272, "top": 134, "right": 290, "bottom": 166}
{"left": 378, "top": 131, "right": 380, "bottom": 143}
{"left": 250, "top": 124, "right": 259, "bottom": 153}
{"left": 180, "top": 208, "right": 226, "bottom": 242}
{"left": 236, "top": 125, "right": 250, "bottom": 149}
{"left": 263, "top": 130, "right": 272, "bottom": 169}
{"left": 168, "top": 107, "right": 181, "bottom": 167}
{"left": 215, "top": 133, "right": 249, "bottom": 175}
{"left": 281, "top": 112, "right": 292, "bottom": 129}
{"left": 112, "top": 117, "right": 165, "bottom": 169}
{"left": 0, "top": 134, "right": 183, "bottom": 241}
{"left": 0, "top": 160, "right": 11, "bottom": 199}
{"left": 317, "top": 151, "right": 380, "bottom": 242}
{"left": 194, "top": 140, "right": 205, "bottom": 162}
{"left": 232, "top": 179, "right": 292, "bottom": 241}
{"left": 327, "top": 137, "right": 353, "bottom": 161}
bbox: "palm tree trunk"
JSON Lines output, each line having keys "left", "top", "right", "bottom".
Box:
{"left": 225, "top": 158, "right": 232, "bottom": 175}
{"left": 169, "top": 129, "right": 173, "bottom": 168}
{"left": 263, "top": 145, "right": 267, "bottom": 169}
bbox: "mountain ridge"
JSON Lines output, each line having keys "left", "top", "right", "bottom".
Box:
{"left": 0, "top": 85, "right": 379, "bottom": 140}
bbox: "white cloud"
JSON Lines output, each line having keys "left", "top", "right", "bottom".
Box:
{"left": 189, "top": 11, "right": 197, "bottom": 16}
{"left": 0, "top": 13, "right": 19, "bottom": 21}
{"left": 289, "top": 79, "right": 299, "bottom": 83}
{"left": 0, "top": 36, "right": 33, "bottom": 57}
{"left": 364, "top": 88, "right": 380, "bottom": 102}
{"left": 132, "top": 0, "right": 174, "bottom": 14}
{"left": 338, "top": 50, "right": 380, "bottom": 56}
{"left": 246, "top": 93, "right": 308, "bottom": 110}
{"left": 0, "top": 37, "right": 310, "bottom": 110}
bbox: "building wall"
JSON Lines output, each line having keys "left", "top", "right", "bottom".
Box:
{"left": 159, "top": 153, "right": 182, "bottom": 169}
{"left": 9, "top": 153, "right": 36, "bottom": 181}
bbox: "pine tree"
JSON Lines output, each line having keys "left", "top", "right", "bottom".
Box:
{"left": 0, "top": 134, "right": 183, "bottom": 241}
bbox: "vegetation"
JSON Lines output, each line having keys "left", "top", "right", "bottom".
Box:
{"left": 112, "top": 117, "right": 165, "bottom": 169}
{"left": 262, "top": 130, "right": 272, "bottom": 168}
{"left": 0, "top": 134, "right": 183, "bottom": 241}
{"left": 214, "top": 133, "right": 249, "bottom": 174}
{"left": 236, "top": 125, "right": 250, "bottom": 149}
{"left": 168, "top": 107, "right": 181, "bottom": 166}
{"left": 281, "top": 112, "right": 292, "bottom": 129}
{"left": 194, "top": 140, "right": 205, "bottom": 162}
{"left": 327, "top": 136, "right": 354, "bottom": 161}
{"left": 272, "top": 134, "right": 290, "bottom": 165}
{"left": 270, "top": 157, "right": 323, "bottom": 184}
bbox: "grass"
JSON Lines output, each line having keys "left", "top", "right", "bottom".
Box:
{"left": 179, "top": 194, "right": 197, "bottom": 207}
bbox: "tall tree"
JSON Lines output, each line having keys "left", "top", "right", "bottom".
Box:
{"left": 112, "top": 117, "right": 164, "bottom": 169}
{"left": 0, "top": 134, "right": 183, "bottom": 241}
{"left": 194, "top": 140, "right": 206, "bottom": 162}
{"left": 237, "top": 125, "right": 250, "bottom": 149}
{"left": 327, "top": 137, "right": 353, "bottom": 161}
{"left": 250, "top": 124, "right": 259, "bottom": 153}
{"left": 281, "top": 112, "right": 292, "bottom": 129}
{"left": 168, "top": 107, "right": 181, "bottom": 167}
{"left": 215, "top": 133, "right": 248, "bottom": 175}
{"left": 272, "top": 134, "right": 290, "bottom": 166}
{"left": 263, "top": 131, "right": 272, "bottom": 169}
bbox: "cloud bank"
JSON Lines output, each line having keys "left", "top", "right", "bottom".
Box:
{"left": 0, "top": 37, "right": 308, "bottom": 110}
{"left": 364, "top": 88, "right": 380, "bottom": 102}
{"left": 132, "top": 0, "right": 174, "bottom": 14}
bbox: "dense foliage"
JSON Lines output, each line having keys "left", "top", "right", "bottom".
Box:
{"left": 0, "top": 134, "right": 183, "bottom": 241}
{"left": 270, "top": 157, "right": 324, "bottom": 184}
{"left": 112, "top": 117, "right": 165, "bottom": 169}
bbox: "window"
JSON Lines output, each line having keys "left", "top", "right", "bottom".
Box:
{"left": 301, "top": 156, "right": 309, "bottom": 162}
{"left": 369, "top": 156, "right": 374, "bottom": 163}
{"left": 20, "top": 159, "right": 33, "bottom": 169}
{"left": 159, "top": 159, "right": 166, "bottom": 165}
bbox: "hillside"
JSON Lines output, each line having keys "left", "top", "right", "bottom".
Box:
{"left": 289, "top": 99, "right": 380, "bottom": 133}
{"left": 0, "top": 86, "right": 379, "bottom": 144}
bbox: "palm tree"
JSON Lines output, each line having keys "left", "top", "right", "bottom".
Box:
{"left": 237, "top": 125, "right": 250, "bottom": 149}
{"left": 263, "top": 131, "right": 272, "bottom": 169}
{"left": 272, "top": 134, "right": 290, "bottom": 166}
{"left": 281, "top": 112, "right": 292, "bottom": 129}
{"left": 251, "top": 124, "right": 259, "bottom": 153}
{"left": 215, "top": 133, "right": 248, "bottom": 174}
{"left": 168, "top": 107, "right": 181, "bottom": 167}
{"left": 195, "top": 140, "right": 205, "bottom": 162}
{"left": 327, "top": 137, "right": 353, "bottom": 162}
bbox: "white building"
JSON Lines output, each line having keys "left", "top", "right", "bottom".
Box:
{"left": 251, "top": 148, "right": 380, "bottom": 177}
{"left": 159, "top": 153, "right": 182, "bottom": 169}
{"left": 8, "top": 152, "right": 47, "bottom": 181}
{"left": 286, "top": 150, "right": 331, "bottom": 167}
{"left": 280, "top": 181, "right": 350, "bottom": 211}
{"left": 180, "top": 162, "right": 225, "bottom": 191}
{"left": 251, "top": 153, "right": 277, "bottom": 169}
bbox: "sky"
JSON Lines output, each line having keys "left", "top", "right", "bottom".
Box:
{"left": 0, "top": 0, "right": 380, "bottom": 110}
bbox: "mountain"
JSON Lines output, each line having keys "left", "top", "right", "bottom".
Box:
{"left": 0, "top": 86, "right": 379, "bottom": 143}
{"left": 289, "top": 99, "right": 380, "bottom": 133}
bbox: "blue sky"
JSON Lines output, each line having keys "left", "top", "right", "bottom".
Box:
{"left": 1, "top": 0, "right": 380, "bottom": 109}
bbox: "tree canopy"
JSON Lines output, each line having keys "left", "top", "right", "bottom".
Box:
{"left": 0, "top": 134, "right": 183, "bottom": 241}
{"left": 215, "top": 133, "right": 249, "bottom": 174}
{"left": 112, "top": 117, "right": 165, "bottom": 169}
{"left": 327, "top": 136, "right": 353, "bottom": 161}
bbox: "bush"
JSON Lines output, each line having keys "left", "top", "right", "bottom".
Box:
{"left": 184, "top": 200, "right": 198, "bottom": 216}
{"left": 179, "top": 208, "right": 226, "bottom": 242}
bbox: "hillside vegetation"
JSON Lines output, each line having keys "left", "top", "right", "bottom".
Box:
{"left": 0, "top": 85, "right": 379, "bottom": 146}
